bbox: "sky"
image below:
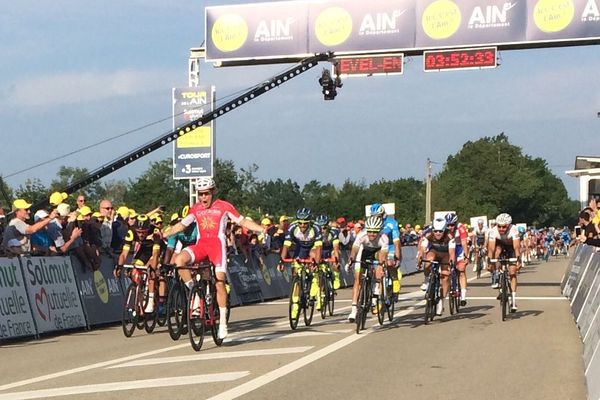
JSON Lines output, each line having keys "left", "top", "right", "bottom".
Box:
{"left": 1, "top": 0, "right": 600, "bottom": 204}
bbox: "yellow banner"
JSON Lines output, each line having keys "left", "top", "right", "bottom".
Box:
{"left": 177, "top": 127, "right": 212, "bottom": 148}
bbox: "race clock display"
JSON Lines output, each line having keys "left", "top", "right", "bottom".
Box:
{"left": 423, "top": 47, "right": 497, "bottom": 72}
{"left": 336, "top": 54, "right": 404, "bottom": 77}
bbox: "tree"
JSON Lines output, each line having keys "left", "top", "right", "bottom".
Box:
{"left": 124, "top": 159, "right": 188, "bottom": 215}
{"left": 14, "top": 178, "right": 48, "bottom": 208}
{"left": 368, "top": 178, "right": 425, "bottom": 225}
{"left": 50, "top": 165, "right": 104, "bottom": 206}
{"left": 433, "top": 134, "right": 576, "bottom": 226}
{"left": 0, "top": 176, "right": 14, "bottom": 211}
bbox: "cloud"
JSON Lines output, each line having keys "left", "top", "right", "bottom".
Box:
{"left": 4, "top": 68, "right": 179, "bottom": 107}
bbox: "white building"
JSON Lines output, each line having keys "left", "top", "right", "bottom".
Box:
{"left": 565, "top": 156, "right": 600, "bottom": 208}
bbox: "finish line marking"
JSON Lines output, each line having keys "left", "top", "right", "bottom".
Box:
{"left": 109, "top": 346, "right": 313, "bottom": 369}
{"left": 466, "top": 296, "right": 567, "bottom": 301}
{"left": 0, "top": 372, "right": 249, "bottom": 400}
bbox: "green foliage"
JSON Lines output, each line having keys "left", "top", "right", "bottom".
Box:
{"left": 433, "top": 133, "right": 576, "bottom": 227}
{"left": 15, "top": 178, "right": 48, "bottom": 207}
{"left": 0, "top": 176, "right": 14, "bottom": 210}
{"left": 50, "top": 166, "right": 104, "bottom": 206}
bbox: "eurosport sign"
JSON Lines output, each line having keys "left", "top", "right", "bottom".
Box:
{"left": 172, "top": 87, "right": 215, "bottom": 179}
{"left": 205, "top": 0, "right": 600, "bottom": 62}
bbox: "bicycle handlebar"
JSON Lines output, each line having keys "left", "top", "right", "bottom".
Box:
{"left": 489, "top": 258, "right": 519, "bottom": 263}
{"left": 280, "top": 258, "right": 314, "bottom": 264}
{"left": 122, "top": 264, "right": 149, "bottom": 270}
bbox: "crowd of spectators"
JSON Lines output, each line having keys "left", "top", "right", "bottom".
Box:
{"left": 576, "top": 197, "right": 600, "bottom": 247}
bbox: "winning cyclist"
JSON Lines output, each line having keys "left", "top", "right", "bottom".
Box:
{"left": 279, "top": 208, "right": 323, "bottom": 314}
{"left": 165, "top": 177, "right": 265, "bottom": 339}
{"left": 417, "top": 218, "right": 456, "bottom": 316}
{"left": 346, "top": 215, "right": 388, "bottom": 322}
{"left": 487, "top": 213, "right": 521, "bottom": 313}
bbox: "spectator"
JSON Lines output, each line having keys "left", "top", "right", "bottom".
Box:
{"left": 0, "top": 208, "right": 6, "bottom": 244}
{"left": 30, "top": 210, "right": 58, "bottom": 256}
{"left": 47, "top": 203, "right": 81, "bottom": 254}
{"left": 578, "top": 210, "right": 598, "bottom": 240}
{"left": 76, "top": 194, "right": 86, "bottom": 210}
{"left": 232, "top": 224, "right": 250, "bottom": 260}
{"left": 98, "top": 199, "right": 114, "bottom": 252}
{"left": 1, "top": 199, "right": 58, "bottom": 256}
{"left": 337, "top": 217, "right": 352, "bottom": 249}
{"left": 111, "top": 206, "right": 129, "bottom": 253}
{"left": 77, "top": 206, "right": 101, "bottom": 271}
{"left": 269, "top": 215, "right": 289, "bottom": 253}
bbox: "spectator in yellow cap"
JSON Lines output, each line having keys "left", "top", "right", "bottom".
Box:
{"left": 270, "top": 215, "right": 290, "bottom": 253}
{"left": 1, "top": 199, "right": 58, "bottom": 256}
{"left": 49, "top": 192, "right": 68, "bottom": 207}
{"left": 127, "top": 209, "right": 137, "bottom": 227}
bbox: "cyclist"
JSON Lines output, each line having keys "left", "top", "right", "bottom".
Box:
{"left": 560, "top": 227, "right": 571, "bottom": 256}
{"left": 370, "top": 203, "right": 402, "bottom": 298}
{"left": 115, "top": 214, "right": 162, "bottom": 313}
{"left": 417, "top": 217, "right": 456, "bottom": 316}
{"left": 315, "top": 214, "right": 341, "bottom": 290}
{"left": 279, "top": 208, "right": 323, "bottom": 314}
{"left": 164, "top": 206, "right": 197, "bottom": 264}
{"left": 166, "top": 177, "right": 265, "bottom": 340}
{"left": 346, "top": 215, "right": 388, "bottom": 322}
{"left": 472, "top": 219, "right": 488, "bottom": 273}
{"left": 445, "top": 212, "right": 469, "bottom": 306}
{"left": 487, "top": 212, "right": 521, "bottom": 313}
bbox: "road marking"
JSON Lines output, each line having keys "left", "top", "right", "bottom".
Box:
{"left": 207, "top": 304, "right": 417, "bottom": 400}
{"left": 229, "top": 329, "right": 343, "bottom": 344}
{"left": 108, "top": 346, "right": 313, "bottom": 369}
{"left": 0, "top": 372, "right": 250, "bottom": 400}
{"left": 466, "top": 296, "right": 567, "bottom": 301}
{"left": 0, "top": 342, "right": 192, "bottom": 392}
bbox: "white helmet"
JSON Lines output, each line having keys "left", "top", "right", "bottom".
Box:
{"left": 432, "top": 218, "right": 446, "bottom": 232}
{"left": 365, "top": 215, "right": 384, "bottom": 232}
{"left": 195, "top": 177, "right": 215, "bottom": 191}
{"left": 496, "top": 213, "right": 512, "bottom": 225}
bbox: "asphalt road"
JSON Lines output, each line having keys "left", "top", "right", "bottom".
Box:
{"left": 0, "top": 256, "right": 587, "bottom": 400}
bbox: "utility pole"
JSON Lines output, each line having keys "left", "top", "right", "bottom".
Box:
{"left": 187, "top": 47, "right": 204, "bottom": 206}
{"left": 425, "top": 158, "right": 432, "bottom": 225}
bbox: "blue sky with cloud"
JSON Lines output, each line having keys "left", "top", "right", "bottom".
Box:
{"left": 1, "top": 0, "right": 600, "bottom": 203}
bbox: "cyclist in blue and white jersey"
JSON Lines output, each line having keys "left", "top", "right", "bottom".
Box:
{"left": 370, "top": 203, "right": 402, "bottom": 297}
{"left": 315, "top": 214, "right": 341, "bottom": 289}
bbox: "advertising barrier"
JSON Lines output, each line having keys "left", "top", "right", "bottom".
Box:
{"left": 71, "top": 255, "right": 125, "bottom": 326}
{"left": 562, "top": 245, "right": 600, "bottom": 400}
{"left": 227, "top": 254, "right": 263, "bottom": 304}
{"left": 0, "top": 257, "right": 37, "bottom": 340}
{"left": 22, "top": 257, "right": 86, "bottom": 334}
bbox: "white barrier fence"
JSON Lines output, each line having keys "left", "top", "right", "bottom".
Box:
{"left": 561, "top": 245, "right": 600, "bottom": 400}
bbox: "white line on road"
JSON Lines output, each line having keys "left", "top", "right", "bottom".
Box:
{"left": 207, "top": 304, "right": 418, "bottom": 400}
{"left": 466, "top": 296, "right": 567, "bottom": 301}
{"left": 0, "top": 372, "right": 250, "bottom": 400}
{"left": 108, "top": 346, "right": 313, "bottom": 369}
{"left": 0, "top": 342, "right": 190, "bottom": 392}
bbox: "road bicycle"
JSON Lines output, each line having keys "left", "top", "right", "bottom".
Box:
{"left": 448, "top": 261, "right": 461, "bottom": 315}
{"left": 490, "top": 256, "right": 519, "bottom": 321}
{"left": 121, "top": 264, "right": 156, "bottom": 337}
{"left": 419, "top": 259, "right": 447, "bottom": 325}
{"left": 377, "top": 263, "right": 395, "bottom": 325}
{"left": 354, "top": 259, "right": 379, "bottom": 334}
{"left": 187, "top": 262, "right": 227, "bottom": 351}
{"left": 318, "top": 257, "right": 337, "bottom": 319}
{"left": 281, "top": 258, "right": 316, "bottom": 330}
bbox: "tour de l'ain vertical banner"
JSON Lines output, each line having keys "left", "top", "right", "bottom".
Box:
{"left": 172, "top": 87, "right": 215, "bottom": 179}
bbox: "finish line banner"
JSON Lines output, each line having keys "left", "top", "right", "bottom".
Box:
{"left": 172, "top": 87, "right": 215, "bottom": 179}
{"left": 206, "top": 0, "right": 600, "bottom": 63}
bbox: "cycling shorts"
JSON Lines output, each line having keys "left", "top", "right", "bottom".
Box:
{"left": 183, "top": 237, "right": 227, "bottom": 273}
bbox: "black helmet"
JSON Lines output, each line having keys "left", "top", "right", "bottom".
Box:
{"left": 296, "top": 207, "right": 312, "bottom": 221}
{"left": 315, "top": 214, "right": 329, "bottom": 227}
{"left": 135, "top": 214, "right": 151, "bottom": 230}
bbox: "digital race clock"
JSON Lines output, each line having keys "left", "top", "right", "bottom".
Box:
{"left": 423, "top": 47, "right": 497, "bottom": 72}
{"left": 335, "top": 54, "right": 404, "bottom": 77}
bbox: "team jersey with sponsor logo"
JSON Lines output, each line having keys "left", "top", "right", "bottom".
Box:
{"left": 181, "top": 199, "right": 244, "bottom": 240}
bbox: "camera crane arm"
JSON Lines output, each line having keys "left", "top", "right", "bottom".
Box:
{"left": 24, "top": 53, "right": 331, "bottom": 212}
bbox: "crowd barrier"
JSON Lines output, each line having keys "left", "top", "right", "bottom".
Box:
{"left": 0, "top": 246, "right": 420, "bottom": 341}
{"left": 561, "top": 245, "right": 600, "bottom": 400}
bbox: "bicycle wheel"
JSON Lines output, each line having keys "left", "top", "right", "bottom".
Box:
{"left": 122, "top": 283, "right": 138, "bottom": 337}
{"left": 188, "top": 284, "right": 206, "bottom": 351}
{"left": 210, "top": 292, "right": 224, "bottom": 347}
{"left": 167, "top": 282, "right": 186, "bottom": 341}
{"left": 362, "top": 278, "right": 370, "bottom": 330}
{"left": 386, "top": 287, "right": 395, "bottom": 322}
{"left": 500, "top": 273, "right": 508, "bottom": 322}
{"left": 156, "top": 277, "right": 169, "bottom": 327}
{"left": 288, "top": 276, "right": 301, "bottom": 330}
{"left": 319, "top": 272, "right": 327, "bottom": 319}
{"left": 226, "top": 291, "right": 231, "bottom": 324}
{"left": 144, "top": 286, "right": 158, "bottom": 333}
{"left": 356, "top": 277, "right": 367, "bottom": 334}
{"left": 424, "top": 276, "right": 436, "bottom": 324}
{"left": 476, "top": 257, "right": 482, "bottom": 279}
{"left": 303, "top": 273, "right": 315, "bottom": 327}
{"left": 327, "top": 275, "right": 335, "bottom": 317}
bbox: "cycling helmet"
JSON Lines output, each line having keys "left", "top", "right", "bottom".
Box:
{"left": 432, "top": 218, "right": 447, "bottom": 232}
{"left": 315, "top": 214, "right": 329, "bottom": 227}
{"left": 518, "top": 226, "right": 526, "bottom": 234}
{"left": 296, "top": 207, "right": 312, "bottom": 221}
{"left": 445, "top": 212, "right": 458, "bottom": 225}
{"left": 496, "top": 213, "right": 512, "bottom": 225}
{"left": 489, "top": 219, "right": 496, "bottom": 226}
{"left": 365, "top": 215, "right": 384, "bottom": 232}
{"left": 477, "top": 219, "right": 484, "bottom": 225}
{"left": 195, "top": 177, "right": 215, "bottom": 192}
{"left": 370, "top": 203, "right": 385, "bottom": 217}
{"left": 134, "top": 214, "right": 151, "bottom": 230}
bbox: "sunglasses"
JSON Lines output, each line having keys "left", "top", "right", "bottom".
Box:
{"left": 197, "top": 191, "right": 212, "bottom": 197}
{"left": 433, "top": 229, "right": 444, "bottom": 233}
{"left": 366, "top": 229, "right": 379, "bottom": 233}
{"left": 298, "top": 221, "right": 310, "bottom": 225}
{"left": 498, "top": 225, "right": 508, "bottom": 229}
{"left": 101, "top": 206, "right": 113, "bottom": 210}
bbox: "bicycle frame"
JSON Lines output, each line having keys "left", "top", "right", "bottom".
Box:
{"left": 490, "top": 257, "right": 518, "bottom": 321}
{"left": 282, "top": 258, "right": 316, "bottom": 330}
{"left": 355, "top": 259, "right": 378, "bottom": 334}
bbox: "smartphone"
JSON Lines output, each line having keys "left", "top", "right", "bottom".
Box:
{"left": 574, "top": 226, "right": 582, "bottom": 236}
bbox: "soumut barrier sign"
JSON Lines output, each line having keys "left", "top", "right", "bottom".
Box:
{"left": 206, "top": 0, "right": 600, "bottom": 63}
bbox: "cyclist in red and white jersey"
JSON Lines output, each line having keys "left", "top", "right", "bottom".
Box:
{"left": 165, "top": 177, "right": 265, "bottom": 339}
{"left": 487, "top": 213, "right": 521, "bottom": 313}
